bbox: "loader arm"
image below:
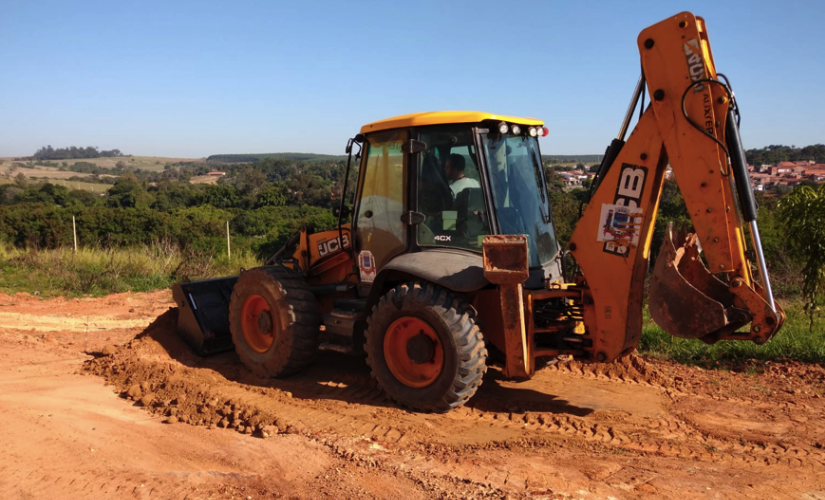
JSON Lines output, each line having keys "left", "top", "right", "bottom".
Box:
{"left": 568, "top": 12, "right": 784, "bottom": 363}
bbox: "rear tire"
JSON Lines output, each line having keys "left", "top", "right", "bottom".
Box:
{"left": 365, "top": 282, "right": 487, "bottom": 412}
{"left": 229, "top": 267, "right": 320, "bottom": 377}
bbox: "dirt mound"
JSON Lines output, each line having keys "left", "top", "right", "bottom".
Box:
{"left": 85, "top": 311, "right": 669, "bottom": 456}
{"left": 546, "top": 354, "right": 673, "bottom": 387}
{"left": 86, "top": 315, "right": 825, "bottom": 469}
{"left": 763, "top": 359, "right": 825, "bottom": 383}
{"left": 10, "top": 287, "right": 825, "bottom": 498}
{"left": 86, "top": 310, "right": 292, "bottom": 436}
{"left": 0, "top": 292, "right": 43, "bottom": 303}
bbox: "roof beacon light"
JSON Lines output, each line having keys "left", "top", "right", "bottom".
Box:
{"left": 498, "top": 122, "right": 509, "bottom": 134}
{"left": 511, "top": 124, "right": 521, "bottom": 135}
{"left": 528, "top": 127, "right": 538, "bottom": 137}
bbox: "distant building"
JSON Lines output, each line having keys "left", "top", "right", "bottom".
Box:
{"left": 749, "top": 160, "right": 825, "bottom": 191}
{"left": 207, "top": 171, "right": 226, "bottom": 176}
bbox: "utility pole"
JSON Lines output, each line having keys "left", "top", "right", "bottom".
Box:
{"left": 226, "top": 220, "right": 231, "bottom": 259}
{"left": 72, "top": 216, "right": 78, "bottom": 254}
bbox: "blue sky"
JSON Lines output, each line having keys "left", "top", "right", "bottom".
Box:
{"left": 1, "top": 0, "right": 822, "bottom": 158}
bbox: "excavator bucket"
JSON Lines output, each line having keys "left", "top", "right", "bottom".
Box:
{"left": 172, "top": 276, "right": 238, "bottom": 356}
{"left": 649, "top": 223, "right": 750, "bottom": 342}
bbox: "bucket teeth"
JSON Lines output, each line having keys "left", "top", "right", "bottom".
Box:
{"left": 649, "top": 223, "right": 750, "bottom": 342}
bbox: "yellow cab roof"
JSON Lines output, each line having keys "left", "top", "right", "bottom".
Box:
{"left": 360, "top": 111, "right": 544, "bottom": 134}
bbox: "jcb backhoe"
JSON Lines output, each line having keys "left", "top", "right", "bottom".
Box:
{"left": 173, "top": 12, "right": 784, "bottom": 412}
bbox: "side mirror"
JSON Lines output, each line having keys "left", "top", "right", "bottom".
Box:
{"left": 345, "top": 134, "right": 366, "bottom": 154}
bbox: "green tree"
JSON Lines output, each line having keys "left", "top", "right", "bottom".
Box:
{"left": 234, "top": 167, "right": 267, "bottom": 198}
{"left": 256, "top": 184, "right": 287, "bottom": 208}
{"left": 548, "top": 192, "right": 580, "bottom": 250}
{"left": 544, "top": 168, "right": 566, "bottom": 194}
{"left": 16, "top": 183, "right": 71, "bottom": 206}
{"left": 14, "top": 172, "right": 27, "bottom": 187}
{"left": 570, "top": 187, "right": 590, "bottom": 204}
{"left": 107, "top": 174, "right": 150, "bottom": 209}
{"left": 66, "top": 189, "right": 99, "bottom": 207}
{"left": 780, "top": 183, "right": 825, "bottom": 327}
{"left": 200, "top": 184, "right": 241, "bottom": 209}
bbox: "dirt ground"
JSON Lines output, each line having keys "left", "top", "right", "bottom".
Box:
{"left": 1, "top": 291, "right": 825, "bottom": 499}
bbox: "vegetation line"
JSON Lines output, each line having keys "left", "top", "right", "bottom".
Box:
{"left": 1, "top": 144, "right": 821, "bottom": 367}
{"left": 0, "top": 243, "right": 259, "bottom": 298}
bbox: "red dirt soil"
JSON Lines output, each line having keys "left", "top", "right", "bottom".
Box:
{"left": 1, "top": 291, "right": 825, "bottom": 499}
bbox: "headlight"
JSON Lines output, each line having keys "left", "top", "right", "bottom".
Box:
{"left": 498, "top": 122, "right": 509, "bottom": 134}
{"left": 528, "top": 127, "right": 538, "bottom": 137}
{"left": 511, "top": 124, "right": 521, "bottom": 135}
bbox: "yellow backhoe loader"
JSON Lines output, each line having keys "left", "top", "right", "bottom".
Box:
{"left": 173, "top": 12, "right": 784, "bottom": 412}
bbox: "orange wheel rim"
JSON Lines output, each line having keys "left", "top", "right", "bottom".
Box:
{"left": 383, "top": 316, "right": 443, "bottom": 388}
{"left": 241, "top": 294, "right": 276, "bottom": 353}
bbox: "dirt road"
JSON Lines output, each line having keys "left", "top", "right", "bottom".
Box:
{"left": 1, "top": 291, "right": 825, "bottom": 499}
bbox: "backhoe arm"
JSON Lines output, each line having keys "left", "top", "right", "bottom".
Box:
{"left": 568, "top": 12, "right": 784, "bottom": 363}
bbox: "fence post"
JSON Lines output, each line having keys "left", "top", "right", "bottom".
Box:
{"left": 72, "top": 216, "right": 78, "bottom": 254}
{"left": 226, "top": 220, "right": 231, "bottom": 260}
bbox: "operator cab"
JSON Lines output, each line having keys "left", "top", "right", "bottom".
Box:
{"left": 352, "top": 112, "right": 562, "bottom": 290}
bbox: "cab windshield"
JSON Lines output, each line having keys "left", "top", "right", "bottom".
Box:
{"left": 481, "top": 132, "right": 558, "bottom": 267}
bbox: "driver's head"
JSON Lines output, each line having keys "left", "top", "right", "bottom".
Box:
{"left": 445, "top": 153, "right": 466, "bottom": 181}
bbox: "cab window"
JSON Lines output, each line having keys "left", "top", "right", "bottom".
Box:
{"left": 354, "top": 130, "right": 407, "bottom": 273}
{"left": 417, "top": 125, "right": 489, "bottom": 251}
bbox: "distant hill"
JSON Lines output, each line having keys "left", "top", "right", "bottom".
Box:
{"left": 745, "top": 144, "right": 825, "bottom": 165}
{"left": 207, "top": 152, "right": 349, "bottom": 163}
{"left": 542, "top": 154, "right": 602, "bottom": 164}
{"left": 209, "top": 152, "right": 602, "bottom": 165}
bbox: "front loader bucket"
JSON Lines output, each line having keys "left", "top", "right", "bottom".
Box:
{"left": 172, "top": 276, "right": 239, "bottom": 356}
{"left": 649, "top": 224, "right": 750, "bottom": 342}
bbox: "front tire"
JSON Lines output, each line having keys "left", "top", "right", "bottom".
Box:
{"left": 228, "top": 267, "right": 320, "bottom": 378}
{"left": 365, "top": 282, "right": 487, "bottom": 412}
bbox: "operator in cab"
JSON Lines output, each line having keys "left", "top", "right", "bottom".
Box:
{"left": 444, "top": 154, "right": 479, "bottom": 197}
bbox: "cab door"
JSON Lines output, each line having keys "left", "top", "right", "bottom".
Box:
{"left": 352, "top": 129, "right": 408, "bottom": 284}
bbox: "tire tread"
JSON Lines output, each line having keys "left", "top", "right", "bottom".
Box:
{"left": 228, "top": 266, "right": 321, "bottom": 378}
{"left": 364, "top": 281, "right": 487, "bottom": 413}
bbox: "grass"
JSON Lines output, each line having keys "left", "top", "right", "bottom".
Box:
{"left": 56, "top": 156, "right": 202, "bottom": 172}
{"left": 38, "top": 178, "right": 111, "bottom": 193}
{"left": 0, "top": 156, "right": 202, "bottom": 174}
{"left": 0, "top": 243, "right": 260, "bottom": 298}
{"left": 0, "top": 175, "right": 112, "bottom": 193}
{"left": 0, "top": 242, "right": 819, "bottom": 367}
{"left": 638, "top": 302, "right": 824, "bottom": 366}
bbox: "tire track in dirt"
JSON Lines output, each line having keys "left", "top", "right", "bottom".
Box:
{"left": 0, "top": 332, "right": 439, "bottom": 500}
{"left": 7, "top": 290, "right": 825, "bottom": 498}
{"left": 82, "top": 311, "right": 825, "bottom": 499}
{"left": 301, "top": 359, "right": 825, "bottom": 473}
{"left": 0, "top": 339, "right": 276, "bottom": 500}
{"left": 539, "top": 358, "right": 825, "bottom": 470}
